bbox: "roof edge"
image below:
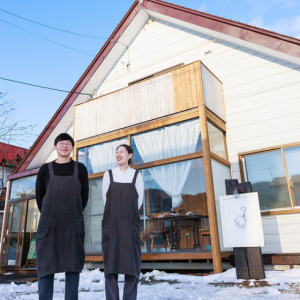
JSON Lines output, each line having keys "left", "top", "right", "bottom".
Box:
{"left": 144, "top": 0, "right": 300, "bottom": 59}
{"left": 145, "top": 0, "right": 300, "bottom": 45}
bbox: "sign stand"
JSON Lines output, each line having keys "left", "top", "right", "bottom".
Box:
{"left": 225, "top": 179, "right": 266, "bottom": 280}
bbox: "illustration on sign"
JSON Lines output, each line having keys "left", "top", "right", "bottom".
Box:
{"left": 234, "top": 207, "right": 247, "bottom": 229}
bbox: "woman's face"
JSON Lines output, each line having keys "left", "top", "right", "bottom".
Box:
{"left": 115, "top": 146, "right": 132, "bottom": 166}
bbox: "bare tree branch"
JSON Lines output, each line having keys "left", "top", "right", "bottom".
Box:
{"left": 0, "top": 93, "right": 37, "bottom": 204}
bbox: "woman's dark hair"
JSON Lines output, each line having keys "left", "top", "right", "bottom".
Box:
{"left": 116, "top": 144, "right": 133, "bottom": 165}
{"left": 54, "top": 133, "right": 75, "bottom": 146}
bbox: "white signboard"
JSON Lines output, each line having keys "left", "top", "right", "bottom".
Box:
{"left": 219, "top": 192, "right": 265, "bottom": 248}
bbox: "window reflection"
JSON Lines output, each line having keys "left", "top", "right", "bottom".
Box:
{"left": 22, "top": 200, "right": 40, "bottom": 268}
{"left": 207, "top": 122, "right": 226, "bottom": 159}
{"left": 284, "top": 146, "right": 300, "bottom": 207}
{"left": 11, "top": 202, "right": 22, "bottom": 234}
{"left": 84, "top": 179, "right": 104, "bottom": 254}
{"left": 8, "top": 237, "right": 18, "bottom": 265}
{"left": 140, "top": 158, "right": 209, "bottom": 253}
{"left": 10, "top": 176, "right": 36, "bottom": 199}
{"left": 245, "top": 151, "right": 291, "bottom": 210}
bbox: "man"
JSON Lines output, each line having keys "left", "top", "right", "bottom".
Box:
{"left": 35, "top": 133, "right": 89, "bottom": 300}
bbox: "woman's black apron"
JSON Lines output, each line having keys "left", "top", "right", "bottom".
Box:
{"left": 36, "top": 161, "right": 85, "bottom": 278}
{"left": 102, "top": 169, "right": 141, "bottom": 279}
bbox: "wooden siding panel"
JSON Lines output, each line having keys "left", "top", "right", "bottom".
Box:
{"left": 201, "top": 63, "right": 225, "bottom": 121}
{"left": 75, "top": 72, "right": 175, "bottom": 141}
{"left": 172, "top": 62, "right": 200, "bottom": 112}
{"left": 261, "top": 214, "right": 300, "bottom": 254}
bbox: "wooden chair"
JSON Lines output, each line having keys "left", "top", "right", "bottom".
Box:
{"left": 199, "top": 229, "right": 210, "bottom": 249}
{"left": 149, "top": 219, "right": 171, "bottom": 252}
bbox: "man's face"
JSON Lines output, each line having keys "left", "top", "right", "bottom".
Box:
{"left": 54, "top": 140, "right": 74, "bottom": 158}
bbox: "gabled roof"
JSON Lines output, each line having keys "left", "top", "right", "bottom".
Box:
{"left": 11, "top": 0, "right": 300, "bottom": 179}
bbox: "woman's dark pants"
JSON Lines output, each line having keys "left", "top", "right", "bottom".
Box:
{"left": 105, "top": 274, "right": 139, "bottom": 300}
{"left": 38, "top": 272, "right": 79, "bottom": 300}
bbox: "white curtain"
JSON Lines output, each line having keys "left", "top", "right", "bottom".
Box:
{"left": 133, "top": 119, "right": 201, "bottom": 208}
{"left": 88, "top": 138, "right": 128, "bottom": 173}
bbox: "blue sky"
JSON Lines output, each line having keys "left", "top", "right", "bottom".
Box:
{"left": 1, "top": 0, "right": 300, "bottom": 148}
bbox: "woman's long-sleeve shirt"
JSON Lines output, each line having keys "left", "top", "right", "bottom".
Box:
{"left": 102, "top": 167, "right": 144, "bottom": 209}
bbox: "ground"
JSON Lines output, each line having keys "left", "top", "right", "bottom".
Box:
{"left": 1, "top": 268, "right": 300, "bottom": 299}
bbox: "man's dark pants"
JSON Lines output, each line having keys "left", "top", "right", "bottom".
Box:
{"left": 38, "top": 272, "right": 79, "bottom": 300}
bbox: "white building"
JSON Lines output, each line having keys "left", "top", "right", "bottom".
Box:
{"left": 1, "top": 0, "right": 300, "bottom": 273}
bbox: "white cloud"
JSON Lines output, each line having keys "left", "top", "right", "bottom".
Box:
{"left": 248, "top": 0, "right": 297, "bottom": 10}
{"left": 198, "top": 4, "right": 208, "bottom": 13}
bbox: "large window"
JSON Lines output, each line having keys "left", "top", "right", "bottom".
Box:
{"left": 241, "top": 145, "right": 300, "bottom": 212}
{"left": 84, "top": 179, "right": 104, "bottom": 254}
{"left": 79, "top": 118, "right": 216, "bottom": 254}
{"left": 140, "top": 158, "right": 207, "bottom": 253}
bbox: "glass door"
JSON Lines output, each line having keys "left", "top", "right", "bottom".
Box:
{"left": 2, "top": 200, "right": 27, "bottom": 269}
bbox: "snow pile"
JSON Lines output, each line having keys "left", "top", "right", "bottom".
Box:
{"left": 0, "top": 268, "right": 300, "bottom": 299}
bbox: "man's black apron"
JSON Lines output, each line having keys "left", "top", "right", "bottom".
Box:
{"left": 36, "top": 161, "right": 85, "bottom": 278}
{"left": 102, "top": 170, "right": 141, "bottom": 279}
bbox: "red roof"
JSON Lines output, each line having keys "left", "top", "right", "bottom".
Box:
{"left": 0, "top": 143, "right": 27, "bottom": 162}
{"left": 11, "top": 0, "right": 300, "bottom": 179}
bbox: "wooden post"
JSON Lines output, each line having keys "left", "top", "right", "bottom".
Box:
{"left": 233, "top": 247, "right": 249, "bottom": 280}
{"left": 196, "top": 61, "right": 222, "bottom": 274}
{"left": 199, "top": 105, "right": 222, "bottom": 274}
{"left": 225, "top": 179, "right": 266, "bottom": 280}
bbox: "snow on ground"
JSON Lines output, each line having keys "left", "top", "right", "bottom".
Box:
{"left": 1, "top": 268, "right": 300, "bottom": 299}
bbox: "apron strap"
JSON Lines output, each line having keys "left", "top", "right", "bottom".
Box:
{"left": 132, "top": 170, "right": 139, "bottom": 185}
{"left": 108, "top": 169, "right": 114, "bottom": 183}
{"left": 48, "top": 162, "right": 54, "bottom": 177}
{"left": 74, "top": 161, "right": 78, "bottom": 177}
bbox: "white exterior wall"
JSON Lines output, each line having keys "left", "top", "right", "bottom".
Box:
{"left": 95, "top": 18, "right": 300, "bottom": 254}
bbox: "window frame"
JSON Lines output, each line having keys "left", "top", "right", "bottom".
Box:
{"left": 239, "top": 141, "right": 300, "bottom": 216}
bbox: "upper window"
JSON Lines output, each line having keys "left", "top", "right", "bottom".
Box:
{"left": 131, "top": 119, "right": 202, "bottom": 165}
{"left": 242, "top": 145, "right": 300, "bottom": 211}
{"left": 78, "top": 137, "right": 129, "bottom": 174}
{"left": 208, "top": 122, "right": 226, "bottom": 159}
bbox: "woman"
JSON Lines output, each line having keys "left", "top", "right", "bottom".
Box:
{"left": 102, "top": 144, "right": 144, "bottom": 300}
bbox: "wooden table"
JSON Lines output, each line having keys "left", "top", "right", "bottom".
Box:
{"left": 150, "top": 214, "right": 205, "bottom": 251}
